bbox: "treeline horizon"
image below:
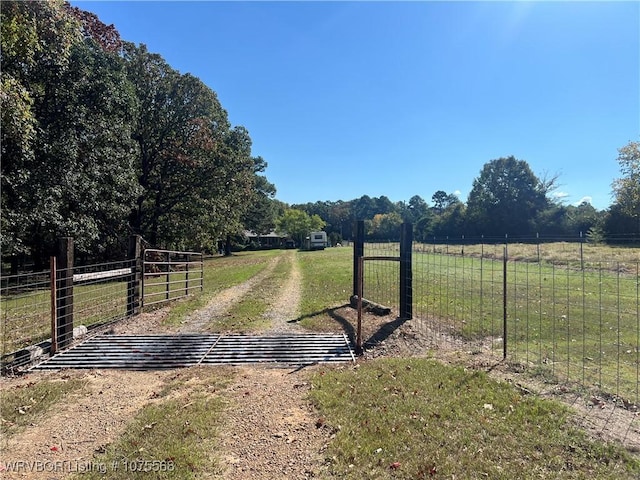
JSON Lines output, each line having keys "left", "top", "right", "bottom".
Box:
{"left": 286, "top": 153, "right": 639, "bottom": 246}
{"left": 2, "top": 2, "right": 638, "bottom": 273}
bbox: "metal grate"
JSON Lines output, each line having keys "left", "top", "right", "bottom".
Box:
{"left": 32, "top": 333, "right": 355, "bottom": 370}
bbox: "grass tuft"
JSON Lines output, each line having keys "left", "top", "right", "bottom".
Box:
{"left": 0, "top": 375, "right": 87, "bottom": 436}
{"left": 73, "top": 367, "right": 234, "bottom": 480}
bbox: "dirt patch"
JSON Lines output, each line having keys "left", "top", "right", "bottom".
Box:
{"left": 0, "top": 369, "right": 170, "bottom": 479}
{"left": 217, "top": 365, "right": 334, "bottom": 479}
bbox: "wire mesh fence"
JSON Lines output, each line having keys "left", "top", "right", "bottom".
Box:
{"left": 1, "top": 270, "right": 52, "bottom": 359}
{"left": 359, "top": 234, "right": 640, "bottom": 448}
{"left": 362, "top": 238, "right": 640, "bottom": 406}
{"left": 1, "top": 260, "right": 136, "bottom": 368}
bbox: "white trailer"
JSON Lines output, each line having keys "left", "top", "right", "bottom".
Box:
{"left": 308, "top": 231, "right": 327, "bottom": 250}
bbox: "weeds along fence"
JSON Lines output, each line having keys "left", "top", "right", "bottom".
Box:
{"left": 356, "top": 225, "right": 640, "bottom": 407}
{"left": 1, "top": 237, "right": 203, "bottom": 370}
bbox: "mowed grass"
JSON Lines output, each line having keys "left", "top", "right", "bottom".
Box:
{"left": 310, "top": 357, "right": 640, "bottom": 479}
{"left": 297, "top": 246, "right": 353, "bottom": 330}
{"left": 361, "top": 244, "right": 640, "bottom": 403}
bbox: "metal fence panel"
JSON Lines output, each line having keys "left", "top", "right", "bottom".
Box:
{"left": 142, "top": 249, "right": 203, "bottom": 308}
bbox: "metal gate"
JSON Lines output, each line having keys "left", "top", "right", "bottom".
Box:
{"left": 142, "top": 249, "right": 203, "bottom": 308}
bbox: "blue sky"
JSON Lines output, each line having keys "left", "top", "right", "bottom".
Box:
{"left": 73, "top": 1, "right": 639, "bottom": 210}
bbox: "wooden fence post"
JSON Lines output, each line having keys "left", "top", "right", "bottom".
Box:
{"left": 56, "top": 237, "right": 74, "bottom": 349}
{"left": 127, "top": 235, "right": 142, "bottom": 316}
{"left": 400, "top": 222, "right": 413, "bottom": 320}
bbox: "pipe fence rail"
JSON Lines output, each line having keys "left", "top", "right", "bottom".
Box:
{"left": 142, "top": 248, "right": 204, "bottom": 308}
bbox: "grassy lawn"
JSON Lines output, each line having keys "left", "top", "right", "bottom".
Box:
{"left": 310, "top": 357, "right": 640, "bottom": 479}
{"left": 297, "top": 246, "right": 353, "bottom": 330}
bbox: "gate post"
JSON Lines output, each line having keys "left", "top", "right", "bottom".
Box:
{"left": 56, "top": 237, "right": 74, "bottom": 349}
{"left": 127, "top": 235, "right": 142, "bottom": 316}
{"left": 352, "top": 220, "right": 365, "bottom": 298}
{"left": 400, "top": 222, "right": 413, "bottom": 320}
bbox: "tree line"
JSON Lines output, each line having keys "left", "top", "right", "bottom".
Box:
{"left": 2, "top": 2, "right": 638, "bottom": 271}
{"left": 1, "top": 0, "right": 275, "bottom": 270}
{"left": 288, "top": 151, "right": 639, "bottom": 246}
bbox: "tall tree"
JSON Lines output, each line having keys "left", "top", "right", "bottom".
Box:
{"left": 368, "top": 212, "right": 403, "bottom": 240}
{"left": 466, "top": 156, "right": 549, "bottom": 236}
{"left": 242, "top": 156, "right": 278, "bottom": 236}
{"left": 124, "top": 44, "right": 255, "bottom": 249}
{"left": 406, "top": 195, "right": 429, "bottom": 223}
{"left": 611, "top": 140, "right": 640, "bottom": 232}
{"left": 1, "top": 1, "right": 138, "bottom": 267}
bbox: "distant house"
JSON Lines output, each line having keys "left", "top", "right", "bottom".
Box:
{"left": 243, "top": 231, "right": 289, "bottom": 249}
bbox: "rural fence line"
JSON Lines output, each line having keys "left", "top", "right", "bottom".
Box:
{"left": 357, "top": 226, "right": 640, "bottom": 408}
{"left": 1, "top": 237, "right": 203, "bottom": 371}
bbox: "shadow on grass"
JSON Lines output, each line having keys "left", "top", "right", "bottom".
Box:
{"left": 288, "top": 304, "right": 355, "bottom": 339}
{"left": 362, "top": 315, "right": 410, "bottom": 350}
{"left": 289, "top": 304, "right": 419, "bottom": 356}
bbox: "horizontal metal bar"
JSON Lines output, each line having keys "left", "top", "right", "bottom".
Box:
{"left": 361, "top": 256, "right": 401, "bottom": 262}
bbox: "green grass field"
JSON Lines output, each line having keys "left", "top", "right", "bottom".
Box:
{"left": 310, "top": 357, "right": 640, "bottom": 479}
{"left": 359, "top": 244, "right": 639, "bottom": 404}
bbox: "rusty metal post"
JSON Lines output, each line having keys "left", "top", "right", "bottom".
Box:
{"left": 200, "top": 253, "right": 204, "bottom": 292}
{"left": 353, "top": 220, "right": 364, "bottom": 297}
{"left": 50, "top": 256, "right": 57, "bottom": 355}
{"left": 56, "top": 237, "right": 74, "bottom": 350}
{"left": 185, "top": 253, "right": 190, "bottom": 296}
{"left": 165, "top": 250, "right": 171, "bottom": 300}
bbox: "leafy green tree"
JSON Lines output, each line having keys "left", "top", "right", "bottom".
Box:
{"left": 352, "top": 195, "right": 377, "bottom": 220}
{"left": 432, "top": 202, "right": 466, "bottom": 237}
{"left": 611, "top": 140, "right": 640, "bottom": 232}
{"left": 123, "top": 44, "right": 255, "bottom": 249}
{"left": 1, "top": 1, "right": 139, "bottom": 268}
{"left": 327, "top": 200, "right": 352, "bottom": 242}
{"left": 242, "top": 157, "right": 278, "bottom": 236}
{"left": 368, "top": 212, "right": 403, "bottom": 240}
{"left": 276, "top": 209, "right": 326, "bottom": 247}
{"left": 566, "top": 202, "right": 601, "bottom": 235}
{"left": 466, "top": 156, "right": 549, "bottom": 236}
{"left": 406, "top": 195, "right": 429, "bottom": 223}
{"left": 431, "top": 191, "right": 460, "bottom": 214}
{"left": 414, "top": 212, "right": 434, "bottom": 242}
